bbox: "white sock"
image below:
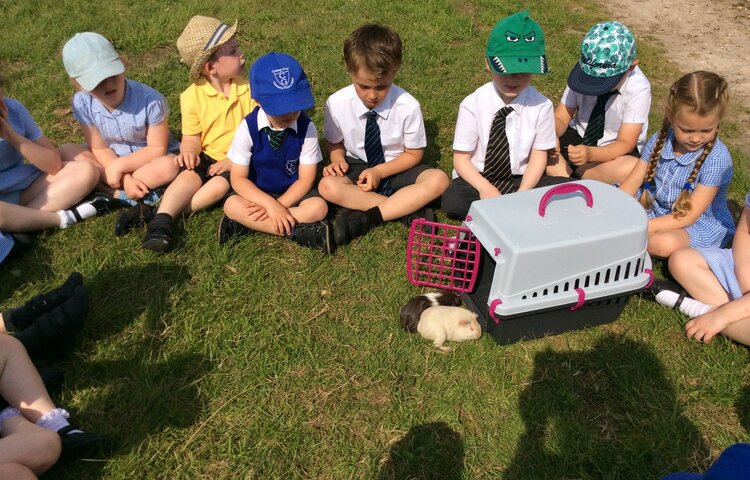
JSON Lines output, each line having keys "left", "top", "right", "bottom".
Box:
{"left": 57, "top": 210, "right": 77, "bottom": 229}
{"left": 655, "top": 291, "right": 713, "bottom": 318}
{"left": 36, "top": 408, "right": 80, "bottom": 433}
{"left": 74, "top": 202, "right": 97, "bottom": 220}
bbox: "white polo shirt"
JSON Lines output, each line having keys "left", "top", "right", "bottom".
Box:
{"left": 324, "top": 84, "right": 426, "bottom": 163}
{"left": 561, "top": 65, "right": 651, "bottom": 151}
{"left": 452, "top": 83, "right": 556, "bottom": 178}
{"left": 227, "top": 107, "right": 322, "bottom": 167}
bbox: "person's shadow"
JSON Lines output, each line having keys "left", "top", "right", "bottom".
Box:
{"left": 504, "top": 334, "right": 709, "bottom": 479}
{"left": 376, "top": 421, "right": 465, "bottom": 479}
{"left": 0, "top": 239, "right": 53, "bottom": 303}
{"left": 737, "top": 384, "right": 750, "bottom": 433}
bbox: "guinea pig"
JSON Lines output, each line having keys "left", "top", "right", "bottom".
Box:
{"left": 417, "top": 305, "right": 482, "bottom": 352}
{"left": 399, "top": 289, "right": 462, "bottom": 333}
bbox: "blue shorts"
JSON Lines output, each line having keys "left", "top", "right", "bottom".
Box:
{"left": 0, "top": 190, "right": 22, "bottom": 205}
{"left": 698, "top": 247, "right": 742, "bottom": 300}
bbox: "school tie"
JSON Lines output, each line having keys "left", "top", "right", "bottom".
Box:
{"left": 581, "top": 90, "right": 618, "bottom": 146}
{"left": 364, "top": 110, "right": 391, "bottom": 195}
{"left": 262, "top": 126, "right": 290, "bottom": 151}
{"left": 482, "top": 106, "right": 515, "bottom": 194}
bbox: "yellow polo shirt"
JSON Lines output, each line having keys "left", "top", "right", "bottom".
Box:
{"left": 180, "top": 78, "right": 256, "bottom": 161}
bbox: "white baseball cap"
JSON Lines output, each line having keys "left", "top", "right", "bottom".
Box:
{"left": 62, "top": 32, "right": 125, "bottom": 91}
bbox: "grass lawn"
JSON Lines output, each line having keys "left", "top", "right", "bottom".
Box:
{"left": 1, "top": 0, "right": 749, "bottom": 478}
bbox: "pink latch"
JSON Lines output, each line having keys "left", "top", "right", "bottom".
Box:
{"left": 493, "top": 247, "right": 501, "bottom": 256}
{"left": 489, "top": 298, "right": 503, "bottom": 324}
{"left": 644, "top": 268, "right": 655, "bottom": 288}
{"left": 465, "top": 215, "right": 472, "bottom": 222}
{"left": 570, "top": 288, "right": 586, "bottom": 311}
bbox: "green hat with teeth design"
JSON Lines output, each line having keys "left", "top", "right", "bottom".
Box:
{"left": 486, "top": 10, "right": 548, "bottom": 75}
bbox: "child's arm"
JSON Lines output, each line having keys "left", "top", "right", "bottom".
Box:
{"left": 277, "top": 163, "right": 317, "bottom": 208}
{"left": 647, "top": 183, "right": 720, "bottom": 232}
{"left": 619, "top": 159, "right": 647, "bottom": 196}
{"left": 357, "top": 147, "right": 423, "bottom": 192}
{"left": 518, "top": 148, "right": 547, "bottom": 191}
{"left": 568, "top": 123, "right": 642, "bottom": 165}
{"left": 0, "top": 102, "right": 61, "bottom": 175}
{"left": 230, "top": 165, "right": 295, "bottom": 234}
{"left": 103, "top": 121, "right": 171, "bottom": 186}
{"left": 554, "top": 103, "right": 575, "bottom": 137}
{"left": 454, "top": 151, "right": 501, "bottom": 199}
{"left": 175, "top": 134, "right": 202, "bottom": 169}
{"left": 323, "top": 141, "right": 349, "bottom": 176}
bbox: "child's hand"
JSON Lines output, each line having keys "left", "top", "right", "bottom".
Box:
{"left": 123, "top": 175, "right": 150, "bottom": 200}
{"left": 547, "top": 137, "right": 561, "bottom": 165}
{"left": 105, "top": 162, "right": 125, "bottom": 188}
{"left": 176, "top": 152, "right": 200, "bottom": 170}
{"left": 479, "top": 185, "right": 501, "bottom": 200}
{"left": 685, "top": 308, "right": 724, "bottom": 343}
{"left": 265, "top": 200, "right": 296, "bottom": 236}
{"left": 243, "top": 200, "right": 268, "bottom": 222}
{"left": 567, "top": 145, "right": 591, "bottom": 166}
{"left": 323, "top": 161, "right": 349, "bottom": 176}
{"left": 208, "top": 159, "right": 231, "bottom": 176}
{"left": 357, "top": 168, "right": 381, "bottom": 192}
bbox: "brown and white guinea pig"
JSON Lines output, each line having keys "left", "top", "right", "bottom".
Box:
{"left": 417, "top": 306, "right": 482, "bottom": 352}
{"left": 399, "top": 289, "right": 462, "bottom": 333}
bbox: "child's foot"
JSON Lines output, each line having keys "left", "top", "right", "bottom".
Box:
{"left": 217, "top": 215, "right": 253, "bottom": 245}
{"left": 78, "top": 193, "right": 128, "bottom": 216}
{"left": 400, "top": 206, "right": 435, "bottom": 229}
{"left": 2, "top": 272, "right": 83, "bottom": 332}
{"left": 287, "top": 220, "right": 334, "bottom": 254}
{"left": 333, "top": 208, "right": 378, "bottom": 246}
{"left": 58, "top": 425, "right": 115, "bottom": 461}
{"left": 644, "top": 278, "right": 712, "bottom": 318}
{"left": 115, "top": 203, "right": 155, "bottom": 236}
{"left": 142, "top": 214, "right": 174, "bottom": 253}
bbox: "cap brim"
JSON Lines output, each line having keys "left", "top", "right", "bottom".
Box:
{"left": 487, "top": 55, "right": 547, "bottom": 75}
{"left": 567, "top": 62, "right": 624, "bottom": 96}
{"left": 76, "top": 58, "right": 125, "bottom": 91}
{"left": 255, "top": 89, "right": 314, "bottom": 116}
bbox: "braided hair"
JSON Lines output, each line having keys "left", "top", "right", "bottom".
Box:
{"left": 640, "top": 71, "right": 729, "bottom": 218}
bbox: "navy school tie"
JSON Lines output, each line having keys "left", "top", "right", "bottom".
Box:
{"left": 364, "top": 110, "right": 392, "bottom": 195}
{"left": 482, "top": 106, "right": 515, "bottom": 194}
{"left": 581, "top": 91, "right": 618, "bottom": 146}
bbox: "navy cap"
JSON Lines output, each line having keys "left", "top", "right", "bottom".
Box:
{"left": 249, "top": 52, "right": 314, "bottom": 116}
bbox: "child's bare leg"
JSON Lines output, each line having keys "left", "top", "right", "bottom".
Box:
{"left": 59, "top": 144, "right": 115, "bottom": 195}
{"left": 318, "top": 176, "right": 384, "bottom": 210}
{"left": 377, "top": 169, "right": 448, "bottom": 220}
{"left": 187, "top": 177, "right": 230, "bottom": 213}
{"left": 648, "top": 229, "right": 690, "bottom": 259}
{"left": 0, "top": 418, "right": 60, "bottom": 475}
{"left": 224, "top": 195, "right": 286, "bottom": 235}
{"left": 577, "top": 155, "right": 640, "bottom": 184}
{"left": 0, "top": 337, "right": 57, "bottom": 422}
{"left": 545, "top": 154, "right": 573, "bottom": 177}
{"left": 669, "top": 248, "right": 732, "bottom": 306}
{"left": 155, "top": 170, "right": 203, "bottom": 218}
{"left": 289, "top": 197, "right": 328, "bottom": 224}
{"left": 0, "top": 462, "right": 37, "bottom": 480}
{"left": 131, "top": 154, "right": 179, "bottom": 189}
{"left": 0, "top": 203, "right": 61, "bottom": 232}
{"left": 721, "top": 317, "right": 750, "bottom": 345}
{"left": 20, "top": 161, "right": 98, "bottom": 211}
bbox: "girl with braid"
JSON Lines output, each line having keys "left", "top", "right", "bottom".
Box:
{"left": 620, "top": 71, "right": 733, "bottom": 259}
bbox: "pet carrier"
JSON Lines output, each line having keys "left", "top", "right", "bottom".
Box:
{"left": 406, "top": 181, "right": 653, "bottom": 344}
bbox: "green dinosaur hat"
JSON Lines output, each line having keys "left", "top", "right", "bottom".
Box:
{"left": 486, "top": 10, "right": 548, "bottom": 75}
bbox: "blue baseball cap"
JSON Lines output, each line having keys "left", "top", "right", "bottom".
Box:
{"left": 63, "top": 32, "right": 125, "bottom": 91}
{"left": 661, "top": 443, "right": 750, "bottom": 480}
{"left": 249, "top": 52, "right": 314, "bottom": 116}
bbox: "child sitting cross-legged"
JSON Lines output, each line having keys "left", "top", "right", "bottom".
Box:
{"left": 218, "top": 53, "right": 333, "bottom": 254}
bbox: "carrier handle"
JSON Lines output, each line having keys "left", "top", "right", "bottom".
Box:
{"left": 570, "top": 288, "right": 586, "bottom": 311}
{"left": 538, "top": 184, "right": 594, "bottom": 217}
{"left": 489, "top": 299, "right": 503, "bottom": 324}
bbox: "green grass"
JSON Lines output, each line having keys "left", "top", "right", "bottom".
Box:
{"left": 2, "top": 0, "right": 750, "bottom": 478}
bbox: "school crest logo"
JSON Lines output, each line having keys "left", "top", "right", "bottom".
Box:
{"left": 286, "top": 158, "right": 299, "bottom": 175}
{"left": 272, "top": 68, "right": 294, "bottom": 90}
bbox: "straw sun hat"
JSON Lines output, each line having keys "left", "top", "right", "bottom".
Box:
{"left": 176, "top": 16, "right": 238, "bottom": 81}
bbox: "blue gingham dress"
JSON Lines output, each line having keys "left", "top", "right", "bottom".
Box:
{"left": 695, "top": 192, "right": 750, "bottom": 300}
{"left": 640, "top": 129, "right": 735, "bottom": 248}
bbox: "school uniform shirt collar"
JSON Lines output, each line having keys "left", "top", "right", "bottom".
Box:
{"left": 256, "top": 107, "right": 298, "bottom": 133}
{"left": 491, "top": 84, "right": 529, "bottom": 114}
{"left": 103, "top": 79, "right": 135, "bottom": 117}
{"left": 353, "top": 87, "right": 394, "bottom": 120}
{"left": 198, "top": 78, "right": 248, "bottom": 102}
{"left": 662, "top": 129, "right": 700, "bottom": 166}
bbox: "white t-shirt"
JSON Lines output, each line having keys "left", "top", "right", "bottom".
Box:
{"left": 452, "top": 83, "right": 556, "bottom": 178}
{"left": 561, "top": 65, "right": 651, "bottom": 151}
{"left": 324, "top": 84, "right": 426, "bottom": 163}
{"left": 227, "top": 107, "right": 322, "bottom": 167}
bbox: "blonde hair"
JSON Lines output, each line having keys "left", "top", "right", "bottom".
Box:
{"left": 640, "top": 71, "right": 729, "bottom": 217}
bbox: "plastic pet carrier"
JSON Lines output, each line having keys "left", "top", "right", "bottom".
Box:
{"left": 406, "top": 181, "right": 653, "bottom": 344}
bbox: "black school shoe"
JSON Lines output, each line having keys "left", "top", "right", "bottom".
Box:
{"left": 58, "top": 425, "right": 116, "bottom": 461}
{"left": 641, "top": 278, "right": 687, "bottom": 304}
{"left": 2, "top": 272, "right": 83, "bottom": 332}
{"left": 400, "top": 206, "right": 436, "bottom": 231}
{"left": 217, "top": 215, "right": 253, "bottom": 245}
{"left": 115, "top": 203, "right": 155, "bottom": 236}
{"left": 333, "top": 209, "right": 378, "bottom": 246}
{"left": 288, "top": 220, "right": 334, "bottom": 254}
{"left": 142, "top": 215, "right": 174, "bottom": 253}
{"left": 80, "top": 193, "right": 128, "bottom": 217}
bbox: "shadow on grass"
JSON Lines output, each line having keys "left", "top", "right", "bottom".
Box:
{"left": 0, "top": 240, "right": 53, "bottom": 301}
{"left": 737, "top": 384, "right": 750, "bottom": 433}
{"left": 504, "top": 334, "right": 709, "bottom": 479}
{"left": 83, "top": 262, "right": 190, "bottom": 343}
{"left": 377, "top": 421, "right": 464, "bottom": 480}
{"left": 423, "top": 119, "right": 442, "bottom": 168}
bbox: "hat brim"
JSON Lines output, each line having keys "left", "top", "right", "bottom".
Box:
{"left": 567, "top": 62, "right": 625, "bottom": 96}
{"left": 487, "top": 55, "right": 547, "bottom": 75}
{"left": 255, "top": 88, "right": 314, "bottom": 116}
{"left": 76, "top": 58, "right": 125, "bottom": 92}
{"left": 188, "top": 20, "right": 238, "bottom": 82}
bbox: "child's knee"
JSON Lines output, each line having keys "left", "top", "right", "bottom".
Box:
{"left": 317, "top": 176, "right": 343, "bottom": 201}
{"left": 63, "top": 160, "right": 99, "bottom": 189}
{"left": 223, "top": 195, "right": 243, "bottom": 218}
{"left": 302, "top": 197, "right": 328, "bottom": 220}
{"left": 419, "top": 168, "right": 450, "bottom": 195}
{"left": 668, "top": 248, "right": 701, "bottom": 278}
{"left": 30, "top": 428, "right": 62, "bottom": 473}
{"left": 0, "top": 334, "right": 25, "bottom": 358}
{"left": 0, "top": 462, "right": 37, "bottom": 480}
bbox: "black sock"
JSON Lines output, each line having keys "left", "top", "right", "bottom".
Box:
{"left": 365, "top": 207, "right": 384, "bottom": 227}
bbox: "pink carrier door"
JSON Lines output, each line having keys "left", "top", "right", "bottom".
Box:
{"left": 405, "top": 218, "right": 481, "bottom": 293}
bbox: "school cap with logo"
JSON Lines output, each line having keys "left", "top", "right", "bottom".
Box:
{"left": 249, "top": 52, "right": 314, "bottom": 116}
{"left": 661, "top": 443, "right": 750, "bottom": 480}
{"left": 567, "top": 21, "right": 636, "bottom": 96}
{"left": 62, "top": 32, "right": 125, "bottom": 92}
{"left": 486, "top": 10, "right": 548, "bottom": 75}
{"left": 176, "top": 16, "right": 238, "bottom": 82}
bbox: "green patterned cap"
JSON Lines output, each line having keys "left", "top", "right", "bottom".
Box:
{"left": 568, "top": 21, "right": 636, "bottom": 95}
{"left": 486, "top": 10, "right": 548, "bottom": 75}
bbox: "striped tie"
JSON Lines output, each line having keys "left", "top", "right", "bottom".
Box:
{"left": 581, "top": 91, "right": 618, "bottom": 146}
{"left": 263, "top": 127, "right": 289, "bottom": 151}
{"left": 482, "top": 106, "right": 515, "bottom": 194}
{"left": 364, "top": 110, "right": 391, "bottom": 195}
